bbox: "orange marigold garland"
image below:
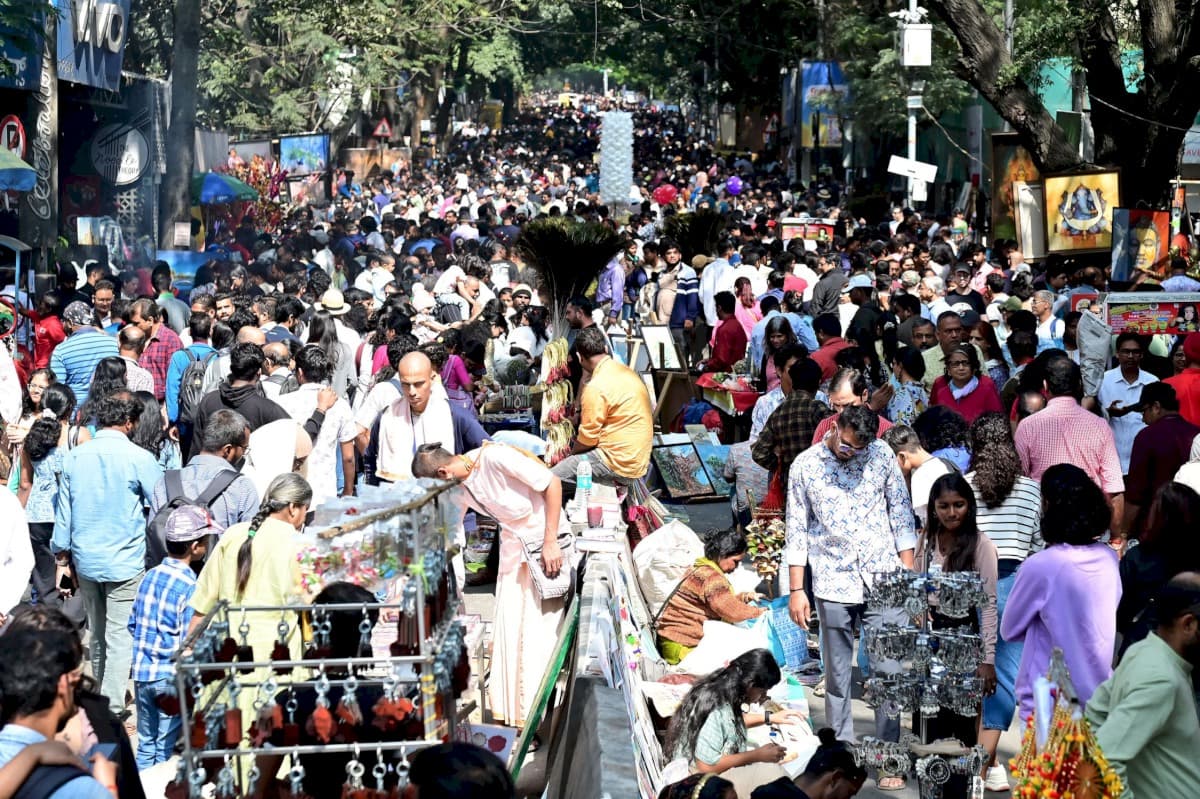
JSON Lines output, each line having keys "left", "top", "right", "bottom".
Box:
{"left": 1009, "top": 696, "right": 1122, "bottom": 799}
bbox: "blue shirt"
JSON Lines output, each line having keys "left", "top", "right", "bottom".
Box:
{"left": 49, "top": 328, "right": 118, "bottom": 408}
{"left": 53, "top": 430, "right": 163, "bottom": 582}
{"left": 165, "top": 343, "right": 215, "bottom": 423}
{"left": 129, "top": 558, "right": 197, "bottom": 683}
{"left": 0, "top": 725, "right": 111, "bottom": 798}
{"left": 781, "top": 312, "right": 819, "bottom": 353}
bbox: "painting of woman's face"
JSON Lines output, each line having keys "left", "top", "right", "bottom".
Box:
{"left": 1133, "top": 223, "right": 1160, "bottom": 271}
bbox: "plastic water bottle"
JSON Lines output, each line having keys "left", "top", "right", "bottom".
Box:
{"left": 577, "top": 455, "right": 593, "bottom": 515}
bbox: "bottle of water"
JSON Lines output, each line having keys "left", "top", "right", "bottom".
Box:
{"left": 576, "top": 454, "right": 593, "bottom": 515}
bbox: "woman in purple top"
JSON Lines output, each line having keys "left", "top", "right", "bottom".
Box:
{"left": 1000, "top": 464, "right": 1121, "bottom": 721}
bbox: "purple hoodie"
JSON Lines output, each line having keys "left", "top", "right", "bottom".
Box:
{"left": 1000, "top": 542, "right": 1121, "bottom": 720}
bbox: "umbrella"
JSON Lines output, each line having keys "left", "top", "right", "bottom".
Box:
{"left": 191, "top": 171, "right": 259, "bottom": 204}
{"left": 0, "top": 150, "right": 35, "bottom": 192}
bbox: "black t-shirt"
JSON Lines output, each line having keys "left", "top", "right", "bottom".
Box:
{"left": 945, "top": 288, "right": 987, "bottom": 315}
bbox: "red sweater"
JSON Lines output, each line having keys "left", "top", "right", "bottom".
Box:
{"left": 930, "top": 375, "right": 1003, "bottom": 423}
{"left": 706, "top": 317, "right": 748, "bottom": 372}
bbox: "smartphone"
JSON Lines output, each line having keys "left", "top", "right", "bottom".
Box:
{"left": 59, "top": 573, "right": 73, "bottom": 590}
{"left": 86, "top": 743, "right": 118, "bottom": 762}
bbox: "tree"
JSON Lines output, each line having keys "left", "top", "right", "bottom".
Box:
{"left": 924, "top": 0, "right": 1200, "bottom": 204}
{"left": 159, "top": 0, "right": 201, "bottom": 248}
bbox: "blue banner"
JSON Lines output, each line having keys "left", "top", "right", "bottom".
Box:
{"left": 56, "top": 0, "right": 130, "bottom": 91}
{"left": 799, "top": 60, "right": 849, "bottom": 149}
{"left": 0, "top": 24, "right": 43, "bottom": 91}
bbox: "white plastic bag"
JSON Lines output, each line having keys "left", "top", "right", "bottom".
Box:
{"left": 632, "top": 520, "right": 704, "bottom": 617}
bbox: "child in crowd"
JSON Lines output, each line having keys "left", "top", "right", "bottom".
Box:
{"left": 128, "top": 506, "right": 213, "bottom": 769}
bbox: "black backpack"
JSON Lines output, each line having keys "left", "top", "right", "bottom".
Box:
{"left": 146, "top": 469, "right": 240, "bottom": 568}
{"left": 265, "top": 371, "right": 299, "bottom": 395}
{"left": 178, "top": 350, "right": 219, "bottom": 426}
{"left": 13, "top": 764, "right": 87, "bottom": 799}
{"left": 435, "top": 299, "right": 464, "bottom": 325}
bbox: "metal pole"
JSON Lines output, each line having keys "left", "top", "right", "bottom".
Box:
{"left": 907, "top": 96, "right": 918, "bottom": 206}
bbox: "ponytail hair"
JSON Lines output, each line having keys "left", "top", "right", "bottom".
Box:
{"left": 236, "top": 473, "right": 313, "bottom": 598}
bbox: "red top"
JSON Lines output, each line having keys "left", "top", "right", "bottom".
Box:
{"left": 811, "top": 337, "right": 851, "bottom": 381}
{"left": 28, "top": 311, "right": 65, "bottom": 371}
{"left": 706, "top": 317, "right": 748, "bottom": 373}
{"left": 1165, "top": 368, "right": 1200, "bottom": 428}
{"left": 930, "top": 374, "right": 1003, "bottom": 423}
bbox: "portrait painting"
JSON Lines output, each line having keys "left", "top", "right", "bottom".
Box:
{"left": 651, "top": 444, "right": 713, "bottom": 499}
{"left": 1043, "top": 170, "right": 1120, "bottom": 254}
{"left": 990, "top": 132, "right": 1040, "bottom": 242}
{"left": 1110, "top": 208, "right": 1170, "bottom": 282}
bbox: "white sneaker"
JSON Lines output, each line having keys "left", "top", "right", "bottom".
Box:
{"left": 984, "top": 764, "right": 1010, "bottom": 792}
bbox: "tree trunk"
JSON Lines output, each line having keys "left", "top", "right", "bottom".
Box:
{"left": 159, "top": 0, "right": 201, "bottom": 249}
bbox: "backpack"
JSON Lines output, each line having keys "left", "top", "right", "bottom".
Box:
{"left": 13, "top": 764, "right": 87, "bottom": 799}
{"left": 435, "top": 299, "right": 464, "bottom": 325}
{"left": 178, "top": 349, "right": 219, "bottom": 426}
{"left": 265, "top": 371, "right": 300, "bottom": 395}
{"left": 146, "top": 469, "right": 240, "bottom": 568}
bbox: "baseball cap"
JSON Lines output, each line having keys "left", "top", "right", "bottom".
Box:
{"left": 953, "top": 264, "right": 972, "bottom": 275}
{"left": 846, "top": 274, "right": 874, "bottom": 290}
{"left": 165, "top": 506, "right": 218, "bottom": 543}
{"left": 63, "top": 301, "right": 94, "bottom": 327}
{"left": 1185, "top": 333, "right": 1200, "bottom": 363}
{"left": 692, "top": 255, "right": 714, "bottom": 270}
{"left": 512, "top": 284, "right": 532, "bottom": 298}
{"left": 1002, "top": 297, "right": 1023, "bottom": 312}
{"left": 959, "top": 309, "right": 982, "bottom": 328}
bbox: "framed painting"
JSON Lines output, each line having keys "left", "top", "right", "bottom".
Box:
{"left": 651, "top": 444, "right": 714, "bottom": 499}
{"left": 693, "top": 441, "right": 732, "bottom": 497}
{"left": 279, "top": 134, "right": 330, "bottom": 177}
{"left": 640, "top": 324, "right": 685, "bottom": 371}
{"left": 1043, "top": 170, "right": 1120, "bottom": 254}
{"left": 227, "top": 139, "right": 273, "bottom": 171}
{"left": 1110, "top": 208, "right": 1170, "bottom": 283}
{"left": 1013, "top": 181, "right": 1047, "bottom": 261}
{"left": 990, "top": 132, "right": 1040, "bottom": 242}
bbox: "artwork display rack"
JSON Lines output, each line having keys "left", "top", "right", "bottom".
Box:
{"left": 171, "top": 482, "right": 468, "bottom": 799}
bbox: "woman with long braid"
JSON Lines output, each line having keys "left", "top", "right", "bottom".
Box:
{"left": 189, "top": 473, "right": 313, "bottom": 669}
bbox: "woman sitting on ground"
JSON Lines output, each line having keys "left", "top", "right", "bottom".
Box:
{"left": 656, "top": 529, "right": 766, "bottom": 666}
{"left": 665, "top": 649, "right": 796, "bottom": 775}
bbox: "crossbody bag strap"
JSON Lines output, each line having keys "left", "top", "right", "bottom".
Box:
{"left": 651, "top": 566, "right": 698, "bottom": 631}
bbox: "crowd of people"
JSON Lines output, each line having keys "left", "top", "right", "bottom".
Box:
{"left": 0, "top": 97, "right": 1192, "bottom": 798}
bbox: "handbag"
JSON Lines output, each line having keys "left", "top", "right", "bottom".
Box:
{"left": 517, "top": 529, "right": 578, "bottom": 601}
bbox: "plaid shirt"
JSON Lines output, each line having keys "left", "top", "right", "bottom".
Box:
{"left": 752, "top": 391, "right": 828, "bottom": 475}
{"left": 1014, "top": 396, "right": 1124, "bottom": 494}
{"left": 128, "top": 558, "right": 197, "bottom": 683}
{"left": 139, "top": 324, "right": 183, "bottom": 400}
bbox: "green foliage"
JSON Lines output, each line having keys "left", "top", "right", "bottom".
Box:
{"left": 0, "top": 0, "right": 58, "bottom": 78}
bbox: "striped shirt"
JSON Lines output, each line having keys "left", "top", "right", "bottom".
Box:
{"left": 966, "top": 471, "right": 1044, "bottom": 562}
{"left": 49, "top": 327, "right": 118, "bottom": 408}
{"left": 668, "top": 266, "right": 701, "bottom": 328}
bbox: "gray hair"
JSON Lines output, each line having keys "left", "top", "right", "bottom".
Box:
{"left": 201, "top": 409, "right": 250, "bottom": 453}
{"left": 922, "top": 276, "right": 945, "bottom": 295}
{"left": 1033, "top": 290, "right": 1055, "bottom": 306}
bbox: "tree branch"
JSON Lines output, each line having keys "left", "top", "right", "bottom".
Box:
{"left": 926, "top": 0, "right": 1081, "bottom": 171}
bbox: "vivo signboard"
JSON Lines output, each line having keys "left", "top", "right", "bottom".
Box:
{"left": 56, "top": 0, "right": 130, "bottom": 91}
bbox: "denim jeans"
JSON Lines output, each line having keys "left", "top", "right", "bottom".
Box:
{"left": 983, "top": 563, "right": 1024, "bottom": 731}
{"left": 79, "top": 572, "right": 144, "bottom": 715}
{"left": 135, "top": 678, "right": 181, "bottom": 769}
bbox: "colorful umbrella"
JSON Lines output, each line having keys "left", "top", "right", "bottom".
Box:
{"left": 191, "top": 171, "right": 259, "bottom": 204}
{"left": 0, "top": 150, "right": 35, "bottom": 192}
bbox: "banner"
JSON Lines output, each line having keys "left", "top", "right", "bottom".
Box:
{"left": 1104, "top": 292, "right": 1200, "bottom": 335}
{"left": 799, "top": 61, "right": 848, "bottom": 149}
{"left": 0, "top": 23, "right": 43, "bottom": 90}
{"left": 779, "top": 217, "right": 835, "bottom": 244}
{"left": 56, "top": 0, "right": 130, "bottom": 91}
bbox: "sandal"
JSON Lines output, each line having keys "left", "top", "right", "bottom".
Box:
{"left": 877, "top": 774, "right": 907, "bottom": 791}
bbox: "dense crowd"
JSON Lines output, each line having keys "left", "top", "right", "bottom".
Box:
{"left": 0, "top": 98, "right": 1194, "bottom": 798}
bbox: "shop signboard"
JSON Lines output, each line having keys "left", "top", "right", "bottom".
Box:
{"left": 1103, "top": 292, "right": 1200, "bottom": 335}
{"left": 0, "top": 25, "right": 43, "bottom": 90}
{"left": 56, "top": 0, "right": 130, "bottom": 91}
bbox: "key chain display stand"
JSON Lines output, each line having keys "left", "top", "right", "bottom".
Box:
{"left": 856, "top": 568, "right": 991, "bottom": 799}
{"left": 171, "top": 480, "right": 471, "bottom": 799}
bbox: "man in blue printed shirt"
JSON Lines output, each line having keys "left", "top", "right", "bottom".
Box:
{"left": 0, "top": 626, "right": 114, "bottom": 797}
{"left": 129, "top": 506, "right": 211, "bottom": 769}
{"left": 53, "top": 391, "right": 163, "bottom": 716}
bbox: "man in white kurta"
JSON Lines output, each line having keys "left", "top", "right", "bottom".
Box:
{"left": 413, "top": 441, "right": 569, "bottom": 727}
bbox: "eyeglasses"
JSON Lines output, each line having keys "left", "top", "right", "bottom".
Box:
{"left": 827, "top": 429, "right": 868, "bottom": 454}
{"left": 946, "top": 360, "right": 971, "bottom": 368}
{"left": 1117, "top": 349, "right": 1143, "bottom": 357}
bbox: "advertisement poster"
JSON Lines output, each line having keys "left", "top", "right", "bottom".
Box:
{"left": 779, "top": 217, "right": 835, "bottom": 244}
{"left": 227, "top": 140, "right": 273, "bottom": 170}
{"left": 279, "top": 134, "right": 329, "bottom": 177}
{"left": 1111, "top": 208, "right": 1170, "bottom": 282}
{"left": 56, "top": 0, "right": 130, "bottom": 91}
{"left": 1104, "top": 292, "right": 1200, "bottom": 335}
{"left": 1043, "top": 170, "right": 1120, "bottom": 254}
{"left": 799, "top": 61, "right": 848, "bottom": 148}
{"left": 991, "top": 132, "right": 1040, "bottom": 242}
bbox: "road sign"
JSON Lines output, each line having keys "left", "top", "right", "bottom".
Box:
{"left": 887, "top": 154, "right": 937, "bottom": 184}
{"left": 372, "top": 118, "right": 392, "bottom": 139}
{"left": 0, "top": 115, "right": 25, "bottom": 158}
